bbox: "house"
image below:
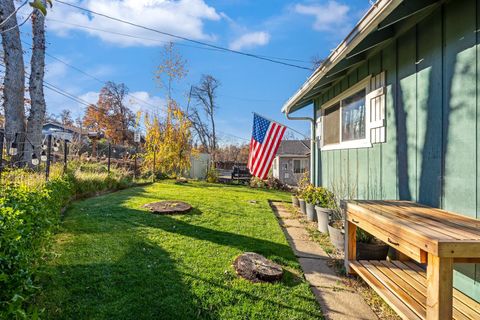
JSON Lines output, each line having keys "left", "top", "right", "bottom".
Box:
{"left": 272, "top": 140, "right": 310, "bottom": 186}
{"left": 282, "top": 0, "right": 480, "bottom": 303}
{"left": 42, "top": 121, "right": 86, "bottom": 142}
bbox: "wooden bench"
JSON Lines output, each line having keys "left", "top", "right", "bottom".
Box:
{"left": 343, "top": 200, "right": 480, "bottom": 320}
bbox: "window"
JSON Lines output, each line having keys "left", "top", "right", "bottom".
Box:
{"left": 342, "top": 90, "right": 366, "bottom": 141}
{"left": 294, "top": 159, "right": 308, "bottom": 174}
{"left": 323, "top": 103, "right": 340, "bottom": 145}
{"left": 317, "top": 72, "right": 386, "bottom": 150}
{"left": 282, "top": 163, "right": 288, "bottom": 170}
{"left": 284, "top": 173, "right": 290, "bottom": 179}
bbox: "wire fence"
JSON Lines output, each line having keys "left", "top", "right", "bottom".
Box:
{"left": 0, "top": 130, "right": 145, "bottom": 187}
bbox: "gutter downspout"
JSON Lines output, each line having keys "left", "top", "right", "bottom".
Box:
{"left": 286, "top": 112, "right": 316, "bottom": 186}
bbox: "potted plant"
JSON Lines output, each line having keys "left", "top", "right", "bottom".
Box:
{"left": 356, "top": 229, "right": 389, "bottom": 260}
{"left": 298, "top": 196, "right": 307, "bottom": 215}
{"left": 291, "top": 190, "right": 300, "bottom": 207}
{"left": 327, "top": 208, "right": 345, "bottom": 251}
{"left": 297, "top": 172, "right": 310, "bottom": 215}
{"left": 314, "top": 187, "right": 335, "bottom": 234}
{"left": 303, "top": 185, "right": 317, "bottom": 222}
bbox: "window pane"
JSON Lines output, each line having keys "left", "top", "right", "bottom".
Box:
{"left": 323, "top": 103, "right": 340, "bottom": 145}
{"left": 342, "top": 90, "right": 366, "bottom": 141}
{"left": 294, "top": 160, "right": 300, "bottom": 173}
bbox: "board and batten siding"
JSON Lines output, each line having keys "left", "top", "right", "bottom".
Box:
{"left": 314, "top": 0, "right": 480, "bottom": 301}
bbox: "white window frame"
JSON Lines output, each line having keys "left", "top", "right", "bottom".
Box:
{"left": 317, "top": 73, "right": 385, "bottom": 151}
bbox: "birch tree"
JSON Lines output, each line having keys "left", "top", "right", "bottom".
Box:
{"left": 0, "top": 0, "right": 26, "bottom": 162}
{"left": 26, "top": 0, "right": 47, "bottom": 164}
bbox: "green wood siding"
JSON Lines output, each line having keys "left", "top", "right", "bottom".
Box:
{"left": 314, "top": 0, "right": 480, "bottom": 301}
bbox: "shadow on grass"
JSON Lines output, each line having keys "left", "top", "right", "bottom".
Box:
{"left": 38, "top": 240, "right": 207, "bottom": 320}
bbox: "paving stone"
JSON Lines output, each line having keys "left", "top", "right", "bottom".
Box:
{"left": 299, "top": 258, "right": 346, "bottom": 289}
{"left": 310, "top": 287, "right": 378, "bottom": 320}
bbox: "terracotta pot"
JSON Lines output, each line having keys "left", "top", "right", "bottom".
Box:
{"left": 315, "top": 206, "right": 332, "bottom": 234}
{"left": 298, "top": 198, "right": 306, "bottom": 215}
{"left": 306, "top": 203, "right": 317, "bottom": 222}
{"left": 291, "top": 195, "right": 300, "bottom": 207}
{"left": 356, "top": 241, "right": 390, "bottom": 260}
{"left": 328, "top": 221, "right": 345, "bottom": 251}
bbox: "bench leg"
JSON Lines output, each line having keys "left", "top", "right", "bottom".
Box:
{"left": 344, "top": 220, "right": 357, "bottom": 275}
{"left": 426, "top": 254, "right": 453, "bottom": 320}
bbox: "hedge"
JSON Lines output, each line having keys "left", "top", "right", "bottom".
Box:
{"left": 0, "top": 163, "right": 137, "bottom": 319}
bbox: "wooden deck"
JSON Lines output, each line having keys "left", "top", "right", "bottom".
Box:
{"left": 344, "top": 200, "right": 480, "bottom": 320}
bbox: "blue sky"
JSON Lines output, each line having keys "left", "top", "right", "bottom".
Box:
{"left": 21, "top": 0, "right": 372, "bottom": 144}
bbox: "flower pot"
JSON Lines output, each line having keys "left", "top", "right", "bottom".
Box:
{"left": 328, "top": 221, "right": 345, "bottom": 251}
{"left": 356, "top": 241, "right": 390, "bottom": 260}
{"left": 315, "top": 206, "right": 332, "bottom": 234}
{"left": 291, "top": 195, "right": 300, "bottom": 207}
{"left": 306, "top": 203, "right": 317, "bottom": 222}
{"left": 298, "top": 198, "right": 306, "bottom": 215}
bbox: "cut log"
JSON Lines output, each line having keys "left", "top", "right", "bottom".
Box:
{"left": 143, "top": 201, "right": 192, "bottom": 214}
{"left": 233, "top": 252, "right": 283, "bottom": 283}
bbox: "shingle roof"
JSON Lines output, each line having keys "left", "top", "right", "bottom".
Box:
{"left": 276, "top": 140, "right": 310, "bottom": 156}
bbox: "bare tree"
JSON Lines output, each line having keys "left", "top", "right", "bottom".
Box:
{"left": 311, "top": 54, "right": 324, "bottom": 70}
{"left": 0, "top": 0, "right": 26, "bottom": 162}
{"left": 25, "top": 0, "right": 47, "bottom": 164}
{"left": 190, "top": 75, "right": 220, "bottom": 156}
{"left": 59, "top": 109, "right": 73, "bottom": 126}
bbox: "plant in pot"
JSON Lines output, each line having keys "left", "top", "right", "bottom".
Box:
{"left": 303, "top": 185, "right": 317, "bottom": 222}
{"left": 314, "top": 187, "right": 335, "bottom": 234}
{"left": 296, "top": 172, "right": 310, "bottom": 215}
{"left": 356, "top": 229, "right": 389, "bottom": 260}
{"left": 291, "top": 189, "right": 300, "bottom": 207}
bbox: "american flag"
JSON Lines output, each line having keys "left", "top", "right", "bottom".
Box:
{"left": 247, "top": 113, "right": 286, "bottom": 180}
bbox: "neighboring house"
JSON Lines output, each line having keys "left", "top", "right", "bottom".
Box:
{"left": 42, "top": 121, "right": 86, "bottom": 142}
{"left": 272, "top": 140, "right": 310, "bottom": 186}
{"left": 282, "top": 0, "right": 480, "bottom": 302}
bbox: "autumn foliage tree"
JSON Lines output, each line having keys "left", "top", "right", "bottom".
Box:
{"left": 82, "top": 82, "right": 135, "bottom": 145}
{"left": 143, "top": 101, "right": 192, "bottom": 176}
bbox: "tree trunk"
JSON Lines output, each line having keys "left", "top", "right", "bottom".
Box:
{"left": 26, "top": 1, "right": 46, "bottom": 165}
{"left": 0, "top": 0, "right": 26, "bottom": 164}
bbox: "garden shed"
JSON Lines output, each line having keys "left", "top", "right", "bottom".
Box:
{"left": 282, "top": 0, "right": 480, "bottom": 311}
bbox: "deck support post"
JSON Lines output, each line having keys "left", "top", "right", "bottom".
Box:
{"left": 426, "top": 254, "right": 453, "bottom": 320}
{"left": 344, "top": 220, "right": 357, "bottom": 275}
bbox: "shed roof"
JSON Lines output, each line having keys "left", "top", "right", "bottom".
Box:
{"left": 282, "top": 0, "right": 439, "bottom": 114}
{"left": 276, "top": 140, "right": 310, "bottom": 156}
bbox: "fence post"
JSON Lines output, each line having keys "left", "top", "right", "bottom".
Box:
{"left": 153, "top": 146, "right": 156, "bottom": 182}
{"left": 63, "top": 140, "right": 68, "bottom": 174}
{"left": 0, "top": 130, "right": 4, "bottom": 179}
{"left": 134, "top": 143, "right": 138, "bottom": 179}
{"left": 107, "top": 142, "right": 111, "bottom": 174}
{"left": 45, "top": 134, "right": 52, "bottom": 181}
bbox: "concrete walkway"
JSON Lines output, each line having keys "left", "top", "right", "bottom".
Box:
{"left": 270, "top": 202, "right": 378, "bottom": 320}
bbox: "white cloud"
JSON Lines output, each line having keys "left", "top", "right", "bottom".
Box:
{"left": 229, "top": 31, "right": 270, "bottom": 51}
{"left": 47, "top": 0, "right": 221, "bottom": 47}
{"left": 294, "top": 1, "right": 350, "bottom": 32}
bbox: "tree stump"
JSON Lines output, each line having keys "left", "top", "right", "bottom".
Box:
{"left": 143, "top": 201, "right": 192, "bottom": 214}
{"left": 233, "top": 252, "right": 283, "bottom": 283}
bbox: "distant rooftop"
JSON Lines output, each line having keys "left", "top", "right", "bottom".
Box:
{"left": 276, "top": 140, "right": 310, "bottom": 156}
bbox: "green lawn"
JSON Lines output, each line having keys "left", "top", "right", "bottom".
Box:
{"left": 36, "top": 181, "right": 322, "bottom": 319}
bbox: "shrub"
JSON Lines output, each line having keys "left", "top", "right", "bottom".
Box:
{"left": 0, "top": 162, "right": 136, "bottom": 318}
{"left": 300, "top": 184, "right": 336, "bottom": 208}
{"left": 249, "top": 176, "right": 290, "bottom": 191}
{"left": 206, "top": 166, "right": 219, "bottom": 183}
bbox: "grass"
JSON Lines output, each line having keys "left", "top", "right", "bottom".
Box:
{"left": 35, "top": 181, "right": 323, "bottom": 320}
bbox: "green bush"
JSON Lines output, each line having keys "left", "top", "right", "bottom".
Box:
{"left": 206, "top": 166, "right": 219, "bottom": 183}
{"left": 300, "top": 184, "right": 336, "bottom": 208}
{"left": 0, "top": 162, "right": 136, "bottom": 318}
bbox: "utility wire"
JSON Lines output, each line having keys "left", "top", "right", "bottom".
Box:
{"left": 0, "top": 0, "right": 28, "bottom": 27}
{"left": 55, "top": 0, "right": 312, "bottom": 71}
{"left": 0, "top": 12, "right": 32, "bottom": 34}
{"left": 46, "top": 18, "right": 311, "bottom": 65}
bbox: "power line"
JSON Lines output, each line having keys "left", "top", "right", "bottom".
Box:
{"left": 22, "top": 39, "right": 162, "bottom": 114}
{"left": 0, "top": 0, "right": 28, "bottom": 27}
{"left": 46, "top": 18, "right": 312, "bottom": 65}
{"left": 0, "top": 12, "right": 32, "bottom": 34}
{"left": 55, "top": 0, "right": 312, "bottom": 71}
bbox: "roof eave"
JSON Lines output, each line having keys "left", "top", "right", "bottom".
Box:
{"left": 282, "top": 0, "right": 403, "bottom": 115}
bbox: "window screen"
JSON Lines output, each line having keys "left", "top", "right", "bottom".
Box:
{"left": 323, "top": 103, "right": 340, "bottom": 145}
{"left": 342, "top": 90, "right": 366, "bottom": 141}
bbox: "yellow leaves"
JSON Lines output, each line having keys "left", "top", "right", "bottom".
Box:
{"left": 142, "top": 101, "right": 192, "bottom": 176}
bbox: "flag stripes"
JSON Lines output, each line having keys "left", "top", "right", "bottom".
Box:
{"left": 247, "top": 114, "right": 286, "bottom": 180}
